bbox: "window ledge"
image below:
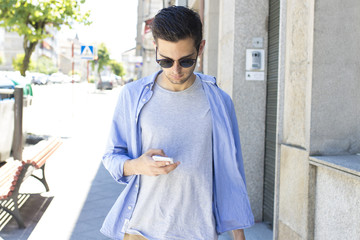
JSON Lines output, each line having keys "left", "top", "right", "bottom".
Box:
{"left": 309, "top": 154, "right": 360, "bottom": 178}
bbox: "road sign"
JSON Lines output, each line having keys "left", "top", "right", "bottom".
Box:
{"left": 81, "top": 45, "right": 94, "bottom": 60}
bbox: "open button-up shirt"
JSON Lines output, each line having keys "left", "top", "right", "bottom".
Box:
{"left": 101, "top": 71, "right": 254, "bottom": 240}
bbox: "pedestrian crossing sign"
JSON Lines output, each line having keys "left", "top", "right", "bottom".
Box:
{"left": 81, "top": 45, "right": 94, "bottom": 60}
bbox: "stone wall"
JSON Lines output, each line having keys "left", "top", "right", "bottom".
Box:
{"left": 277, "top": 0, "right": 360, "bottom": 239}
{"left": 277, "top": 0, "right": 315, "bottom": 238}
{"left": 212, "top": 0, "right": 269, "bottom": 221}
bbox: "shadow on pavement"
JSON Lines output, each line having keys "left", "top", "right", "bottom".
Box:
{"left": 69, "top": 162, "right": 125, "bottom": 240}
{"left": 0, "top": 193, "right": 53, "bottom": 240}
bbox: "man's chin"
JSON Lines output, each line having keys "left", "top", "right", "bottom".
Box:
{"left": 167, "top": 74, "right": 193, "bottom": 85}
{"left": 169, "top": 79, "right": 187, "bottom": 85}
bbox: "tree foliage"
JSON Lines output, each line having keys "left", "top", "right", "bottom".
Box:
{"left": 0, "top": 0, "right": 91, "bottom": 76}
{"left": 91, "top": 43, "right": 126, "bottom": 81}
{"left": 91, "top": 42, "right": 110, "bottom": 80}
{"left": 109, "top": 60, "right": 126, "bottom": 77}
{"left": 36, "top": 56, "right": 57, "bottom": 75}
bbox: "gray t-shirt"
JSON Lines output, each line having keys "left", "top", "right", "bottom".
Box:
{"left": 126, "top": 76, "right": 216, "bottom": 240}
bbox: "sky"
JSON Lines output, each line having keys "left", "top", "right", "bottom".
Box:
{"left": 63, "top": 0, "right": 138, "bottom": 62}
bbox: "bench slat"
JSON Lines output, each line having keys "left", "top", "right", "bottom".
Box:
{"left": 34, "top": 141, "right": 62, "bottom": 168}
{"left": 0, "top": 161, "right": 23, "bottom": 199}
{"left": 25, "top": 138, "right": 62, "bottom": 167}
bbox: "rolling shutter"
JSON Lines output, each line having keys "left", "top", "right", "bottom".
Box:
{"left": 263, "top": 0, "right": 280, "bottom": 224}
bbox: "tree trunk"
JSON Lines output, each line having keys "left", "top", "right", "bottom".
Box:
{"left": 98, "top": 72, "right": 103, "bottom": 90}
{"left": 21, "top": 39, "right": 38, "bottom": 76}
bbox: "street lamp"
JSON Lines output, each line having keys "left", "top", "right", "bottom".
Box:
{"left": 71, "top": 34, "right": 79, "bottom": 83}
{"left": 72, "top": 40, "right": 74, "bottom": 83}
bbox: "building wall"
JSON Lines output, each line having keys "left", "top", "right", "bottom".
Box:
{"left": 203, "top": 0, "right": 219, "bottom": 77}
{"left": 209, "top": 0, "right": 268, "bottom": 221}
{"left": 0, "top": 28, "right": 4, "bottom": 66}
{"left": 276, "top": 0, "right": 360, "bottom": 239}
{"left": 311, "top": 0, "right": 360, "bottom": 155}
{"left": 314, "top": 165, "right": 360, "bottom": 240}
{"left": 310, "top": 0, "right": 360, "bottom": 239}
{"left": 277, "top": 0, "right": 315, "bottom": 239}
{"left": 233, "top": 0, "right": 268, "bottom": 221}
{"left": 273, "top": 0, "right": 287, "bottom": 238}
{"left": 137, "top": 0, "right": 163, "bottom": 78}
{"left": 0, "top": 31, "right": 23, "bottom": 71}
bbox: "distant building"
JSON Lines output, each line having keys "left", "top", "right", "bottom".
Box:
{"left": 121, "top": 47, "right": 142, "bottom": 81}
{"left": 0, "top": 30, "right": 23, "bottom": 71}
{"left": 0, "top": 26, "right": 58, "bottom": 74}
{"left": 33, "top": 26, "right": 58, "bottom": 69}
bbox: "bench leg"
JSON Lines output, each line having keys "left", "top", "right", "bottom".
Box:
{"left": 0, "top": 195, "right": 26, "bottom": 228}
{"left": 31, "top": 164, "right": 50, "bottom": 192}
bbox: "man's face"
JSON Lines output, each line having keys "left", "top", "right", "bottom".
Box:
{"left": 156, "top": 37, "right": 203, "bottom": 91}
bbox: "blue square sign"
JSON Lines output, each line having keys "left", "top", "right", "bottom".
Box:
{"left": 81, "top": 45, "right": 94, "bottom": 60}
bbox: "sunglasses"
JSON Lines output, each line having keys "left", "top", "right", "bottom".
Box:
{"left": 155, "top": 48, "right": 197, "bottom": 68}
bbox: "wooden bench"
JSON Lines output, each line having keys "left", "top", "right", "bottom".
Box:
{"left": 0, "top": 138, "right": 62, "bottom": 228}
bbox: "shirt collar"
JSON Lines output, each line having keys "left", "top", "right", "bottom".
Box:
{"left": 143, "top": 70, "right": 162, "bottom": 89}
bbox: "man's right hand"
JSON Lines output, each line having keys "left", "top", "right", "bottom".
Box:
{"left": 123, "top": 149, "right": 180, "bottom": 176}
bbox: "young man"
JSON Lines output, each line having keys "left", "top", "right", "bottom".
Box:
{"left": 101, "top": 6, "right": 254, "bottom": 240}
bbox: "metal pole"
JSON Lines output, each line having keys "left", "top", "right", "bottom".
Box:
{"left": 72, "top": 41, "right": 75, "bottom": 83}
{"left": 13, "top": 86, "right": 23, "bottom": 161}
{"left": 87, "top": 60, "right": 89, "bottom": 83}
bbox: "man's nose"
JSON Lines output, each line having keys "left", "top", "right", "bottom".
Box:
{"left": 172, "top": 61, "right": 182, "bottom": 73}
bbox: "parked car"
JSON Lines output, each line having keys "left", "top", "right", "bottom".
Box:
{"left": 49, "top": 72, "right": 70, "bottom": 84}
{"left": 0, "top": 77, "right": 15, "bottom": 89}
{"left": 125, "top": 78, "right": 134, "bottom": 84}
{"left": 30, "top": 73, "right": 50, "bottom": 85}
{"left": 110, "top": 74, "right": 124, "bottom": 86}
{"left": 1, "top": 72, "right": 33, "bottom": 97}
{"left": 96, "top": 76, "right": 113, "bottom": 90}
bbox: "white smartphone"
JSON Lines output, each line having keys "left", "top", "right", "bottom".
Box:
{"left": 152, "top": 155, "right": 174, "bottom": 164}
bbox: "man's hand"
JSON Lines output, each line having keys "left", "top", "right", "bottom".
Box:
{"left": 233, "top": 229, "right": 245, "bottom": 240}
{"left": 123, "top": 149, "right": 180, "bottom": 176}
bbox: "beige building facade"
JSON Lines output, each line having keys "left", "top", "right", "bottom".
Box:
{"left": 136, "top": 0, "right": 360, "bottom": 239}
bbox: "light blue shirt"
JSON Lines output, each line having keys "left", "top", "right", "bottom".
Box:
{"left": 101, "top": 71, "right": 254, "bottom": 240}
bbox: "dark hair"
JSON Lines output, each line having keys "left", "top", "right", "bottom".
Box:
{"left": 151, "top": 6, "right": 203, "bottom": 50}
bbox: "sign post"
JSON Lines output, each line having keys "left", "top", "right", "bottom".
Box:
{"left": 81, "top": 45, "right": 95, "bottom": 83}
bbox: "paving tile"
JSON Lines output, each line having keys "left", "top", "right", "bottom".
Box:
{"left": 70, "top": 228, "right": 109, "bottom": 240}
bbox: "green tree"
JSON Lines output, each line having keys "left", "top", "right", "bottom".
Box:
{"left": 12, "top": 53, "right": 35, "bottom": 72}
{"left": 36, "top": 56, "right": 57, "bottom": 75}
{"left": 91, "top": 43, "right": 110, "bottom": 81}
{"left": 0, "top": 0, "right": 90, "bottom": 76}
{"left": 109, "top": 60, "right": 126, "bottom": 78}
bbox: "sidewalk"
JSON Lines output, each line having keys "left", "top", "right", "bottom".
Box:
{"left": 0, "top": 83, "right": 273, "bottom": 240}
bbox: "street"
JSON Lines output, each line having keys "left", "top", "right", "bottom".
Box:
{"left": 25, "top": 82, "right": 119, "bottom": 139}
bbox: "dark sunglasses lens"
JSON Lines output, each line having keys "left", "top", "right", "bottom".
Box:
{"left": 180, "top": 59, "right": 196, "bottom": 68}
{"left": 158, "top": 59, "right": 174, "bottom": 68}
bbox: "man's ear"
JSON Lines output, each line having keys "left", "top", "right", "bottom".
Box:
{"left": 198, "top": 40, "right": 206, "bottom": 56}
